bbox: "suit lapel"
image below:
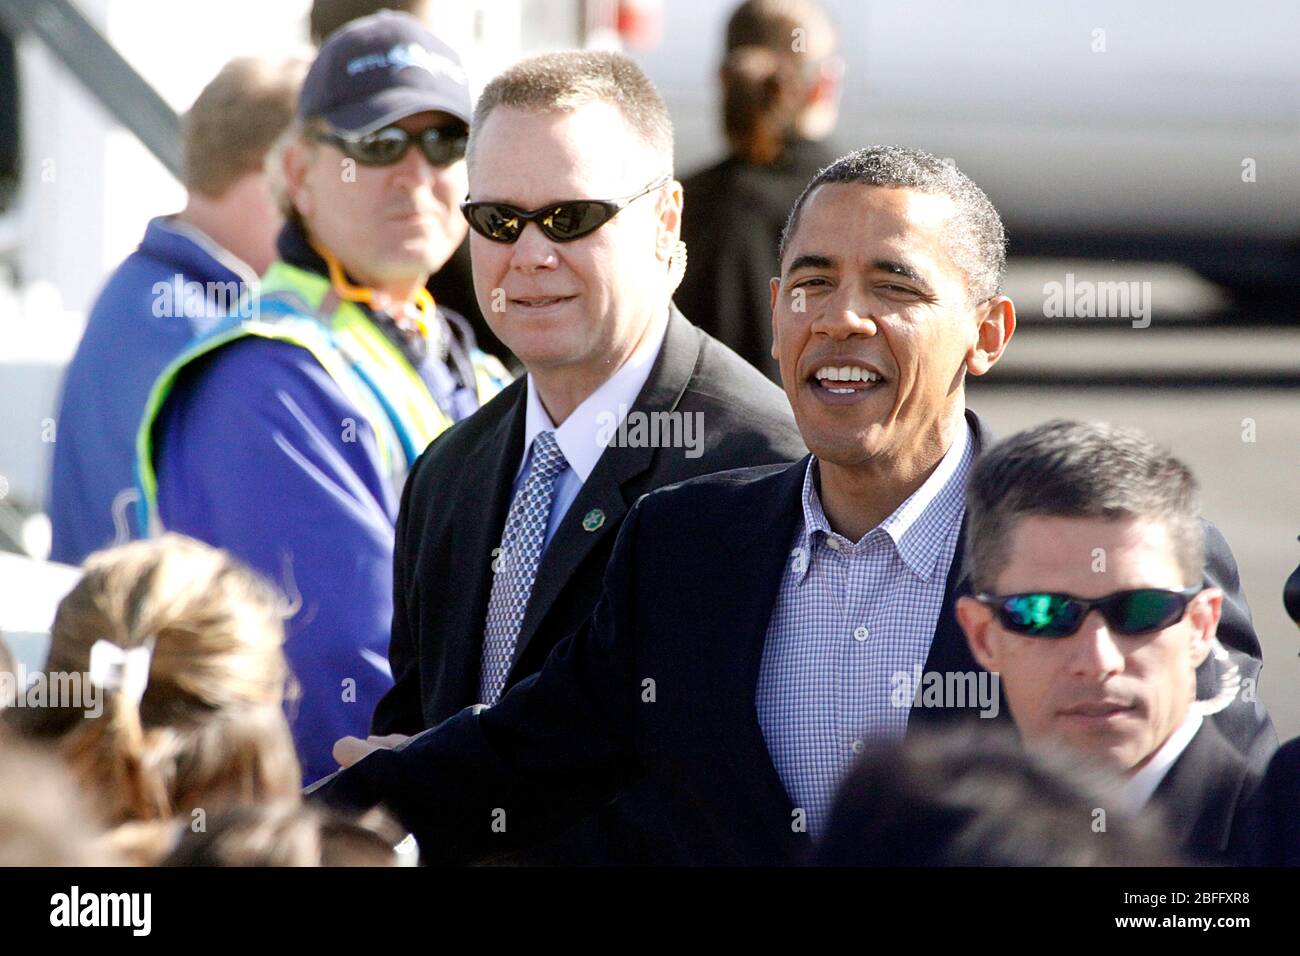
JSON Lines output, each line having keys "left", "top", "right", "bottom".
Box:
{"left": 920, "top": 409, "right": 989, "bottom": 678}
{"left": 918, "top": 516, "right": 979, "bottom": 677}
{"left": 912, "top": 409, "right": 1019, "bottom": 731}
{"left": 710, "top": 459, "right": 812, "bottom": 837}
{"left": 510, "top": 308, "right": 702, "bottom": 672}
{"left": 1150, "top": 722, "right": 1244, "bottom": 857}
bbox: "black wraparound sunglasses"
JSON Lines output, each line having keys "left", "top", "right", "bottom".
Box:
{"left": 976, "top": 586, "right": 1205, "bottom": 639}
{"left": 313, "top": 123, "right": 468, "bottom": 168}
{"left": 461, "top": 175, "right": 671, "bottom": 243}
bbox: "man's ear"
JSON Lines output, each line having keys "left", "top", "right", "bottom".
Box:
{"left": 966, "top": 295, "right": 1016, "bottom": 377}
{"left": 655, "top": 179, "right": 684, "bottom": 263}
{"left": 282, "top": 138, "right": 315, "bottom": 220}
{"left": 1187, "top": 586, "right": 1223, "bottom": 669}
{"left": 769, "top": 276, "right": 781, "bottom": 360}
{"left": 956, "top": 595, "right": 1001, "bottom": 671}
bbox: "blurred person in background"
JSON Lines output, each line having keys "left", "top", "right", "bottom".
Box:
{"left": 48, "top": 55, "right": 307, "bottom": 565}
{"left": 3, "top": 535, "right": 301, "bottom": 866}
{"left": 0, "top": 732, "right": 119, "bottom": 866}
{"left": 816, "top": 725, "right": 1177, "bottom": 866}
{"left": 956, "top": 421, "right": 1268, "bottom": 864}
{"left": 674, "top": 0, "right": 842, "bottom": 382}
{"left": 135, "top": 12, "right": 510, "bottom": 784}
{"left": 309, "top": 0, "right": 433, "bottom": 41}
{"left": 310, "top": 0, "right": 513, "bottom": 366}
{"left": 162, "top": 800, "right": 405, "bottom": 866}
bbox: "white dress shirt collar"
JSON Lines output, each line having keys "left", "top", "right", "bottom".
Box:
{"left": 1120, "top": 710, "right": 1204, "bottom": 812}
{"left": 518, "top": 307, "right": 670, "bottom": 483}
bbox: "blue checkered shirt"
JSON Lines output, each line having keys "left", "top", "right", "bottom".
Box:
{"left": 755, "top": 419, "right": 975, "bottom": 840}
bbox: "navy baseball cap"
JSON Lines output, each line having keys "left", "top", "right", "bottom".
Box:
{"left": 299, "top": 10, "right": 472, "bottom": 137}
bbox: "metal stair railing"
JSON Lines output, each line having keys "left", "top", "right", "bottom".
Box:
{"left": 0, "top": 0, "right": 181, "bottom": 178}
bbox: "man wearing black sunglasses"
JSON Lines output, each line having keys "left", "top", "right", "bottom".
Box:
{"left": 136, "top": 12, "right": 510, "bottom": 786}
{"left": 346, "top": 49, "right": 804, "bottom": 864}
{"left": 956, "top": 420, "right": 1262, "bottom": 863}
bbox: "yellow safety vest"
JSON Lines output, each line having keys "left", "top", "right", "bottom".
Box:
{"left": 136, "top": 260, "right": 511, "bottom": 532}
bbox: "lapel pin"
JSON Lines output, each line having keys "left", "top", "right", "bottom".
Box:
{"left": 581, "top": 508, "right": 606, "bottom": 532}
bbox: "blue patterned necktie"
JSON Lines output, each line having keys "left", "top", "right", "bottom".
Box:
{"left": 479, "top": 430, "right": 569, "bottom": 705}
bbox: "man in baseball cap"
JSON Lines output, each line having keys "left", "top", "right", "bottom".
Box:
{"left": 286, "top": 9, "right": 476, "bottom": 314}
{"left": 299, "top": 8, "right": 471, "bottom": 135}
{"left": 136, "top": 11, "right": 510, "bottom": 785}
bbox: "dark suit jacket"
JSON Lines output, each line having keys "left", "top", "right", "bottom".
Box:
{"left": 1237, "top": 736, "right": 1300, "bottom": 865}
{"left": 1149, "top": 720, "right": 1261, "bottom": 864}
{"left": 317, "top": 409, "right": 1275, "bottom": 865}
{"left": 371, "top": 305, "right": 806, "bottom": 862}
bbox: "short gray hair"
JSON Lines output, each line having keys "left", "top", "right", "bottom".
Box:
{"left": 468, "top": 50, "right": 673, "bottom": 173}
{"left": 779, "top": 145, "right": 1007, "bottom": 302}
{"left": 266, "top": 117, "right": 327, "bottom": 223}
{"left": 965, "top": 420, "right": 1204, "bottom": 593}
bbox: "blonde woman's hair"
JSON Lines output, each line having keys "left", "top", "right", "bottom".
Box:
{"left": 163, "top": 800, "right": 405, "bottom": 867}
{"left": 6, "top": 534, "right": 301, "bottom": 828}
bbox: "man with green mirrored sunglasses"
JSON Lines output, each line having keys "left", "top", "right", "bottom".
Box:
{"left": 956, "top": 419, "right": 1266, "bottom": 863}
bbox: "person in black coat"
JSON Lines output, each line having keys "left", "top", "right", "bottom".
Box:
{"left": 1242, "top": 555, "right": 1300, "bottom": 864}
{"left": 676, "top": 0, "right": 842, "bottom": 381}
{"left": 1239, "top": 737, "right": 1300, "bottom": 865}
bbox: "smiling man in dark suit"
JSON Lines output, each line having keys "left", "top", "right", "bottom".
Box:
{"left": 316, "top": 145, "right": 1272, "bottom": 865}
{"left": 361, "top": 51, "right": 804, "bottom": 863}
{"left": 955, "top": 420, "right": 1262, "bottom": 864}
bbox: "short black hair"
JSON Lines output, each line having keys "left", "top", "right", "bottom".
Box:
{"left": 778, "top": 145, "right": 1007, "bottom": 301}
{"left": 816, "top": 725, "right": 1178, "bottom": 866}
{"left": 965, "top": 419, "right": 1204, "bottom": 594}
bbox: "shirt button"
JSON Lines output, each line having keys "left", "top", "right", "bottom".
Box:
{"left": 851, "top": 739, "right": 865, "bottom": 755}
{"left": 853, "top": 625, "right": 869, "bottom": 642}
{"left": 826, "top": 538, "right": 842, "bottom": 551}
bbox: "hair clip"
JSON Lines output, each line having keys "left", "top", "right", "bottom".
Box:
{"left": 88, "top": 637, "right": 156, "bottom": 706}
